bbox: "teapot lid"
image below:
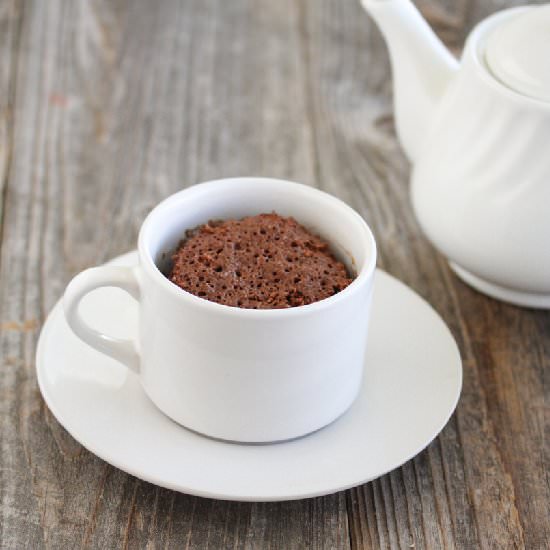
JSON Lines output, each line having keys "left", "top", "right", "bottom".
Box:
{"left": 485, "top": 6, "right": 550, "bottom": 102}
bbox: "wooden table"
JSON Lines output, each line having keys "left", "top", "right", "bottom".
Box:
{"left": 1, "top": 1, "right": 548, "bottom": 548}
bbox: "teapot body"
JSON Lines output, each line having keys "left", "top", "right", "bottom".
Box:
{"left": 411, "top": 8, "right": 550, "bottom": 307}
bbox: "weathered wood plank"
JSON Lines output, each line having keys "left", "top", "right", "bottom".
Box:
{"left": 0, "top": 0, "right": 548, "bottom": 549}
{"left": 0, "top": 0, "right": 21, "bottom": 224}
{"left": 0, "top": 0, "right": 20, "bottom": 232}
{"left": 0, "top": 2, "right": 48, "bottom": 548}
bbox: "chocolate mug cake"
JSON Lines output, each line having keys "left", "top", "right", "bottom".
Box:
{"left": 168, "top": 213, "right": 354, "bottom": 308}
{"left": 62, "top": 177, "right": 377, "bottom": 442}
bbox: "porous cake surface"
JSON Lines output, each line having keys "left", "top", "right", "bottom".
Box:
{"left": 168, "top": 213, "right": 354, "bottom": 309}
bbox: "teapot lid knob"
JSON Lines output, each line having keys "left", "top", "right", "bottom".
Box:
{"left": 485, "top": 6, "right": 550, "bottom": 103}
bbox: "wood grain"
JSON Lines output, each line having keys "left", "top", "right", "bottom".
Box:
{"left": 0, "top": 0, "right": 548, "bottom": 548}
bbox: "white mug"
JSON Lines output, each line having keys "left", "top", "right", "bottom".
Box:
{"left": 63, "top": 178, "right": 377, "bottom": 442}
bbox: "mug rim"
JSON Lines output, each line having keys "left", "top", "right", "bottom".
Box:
{"left": 137, "top": 177, "right": 377, "bottom": 318}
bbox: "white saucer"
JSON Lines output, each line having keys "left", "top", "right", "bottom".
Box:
{"left": 36, "top": 251, "right": 462, "bottom": 501}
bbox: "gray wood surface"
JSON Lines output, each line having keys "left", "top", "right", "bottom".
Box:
{"left": 0, "top": 0, "right": 548, "bottom": 548}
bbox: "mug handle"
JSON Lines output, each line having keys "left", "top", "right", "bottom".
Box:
{"left": 63, "top": 265, "right": 141, "bottom": 373}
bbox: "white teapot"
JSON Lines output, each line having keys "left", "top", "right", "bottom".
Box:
{"left": 361, "top": 0, "right": 550, "bottom": 308}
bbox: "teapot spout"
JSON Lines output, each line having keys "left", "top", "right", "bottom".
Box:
{"left": 361, "top": 0, "right": 459, "bottom": 161}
